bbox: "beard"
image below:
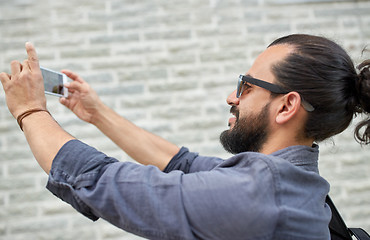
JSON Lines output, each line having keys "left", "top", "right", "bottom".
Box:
{"left": 220, "top": 103, "right": 270, "bottom": 154}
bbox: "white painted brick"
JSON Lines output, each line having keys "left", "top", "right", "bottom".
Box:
{"left": 1, "top": 0, "right": 369, "bottom": 238}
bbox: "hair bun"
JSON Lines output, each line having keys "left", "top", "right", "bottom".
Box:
{"left": 356, "top": 60, "right": 370, "bottom": 113}
{"left": 354, "top": 59, "right": 370, "bottom": 144}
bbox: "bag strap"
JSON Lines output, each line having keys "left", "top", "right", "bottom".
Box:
{"left": 350, "top": 228, "right": 370, "bottom": 240}
{"left": 326, "top": 195, "right": 353, "bottom": 240}
{"left": 326, "top": 196, "right": 370, "bottom": 240}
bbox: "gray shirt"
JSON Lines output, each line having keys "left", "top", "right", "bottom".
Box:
{"left": 47, "top": 140, "right": 331, "bottom": 240}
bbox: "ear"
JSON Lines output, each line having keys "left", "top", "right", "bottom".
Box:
{"left": 275, "top": 92, "right": 302, "bottom": 125}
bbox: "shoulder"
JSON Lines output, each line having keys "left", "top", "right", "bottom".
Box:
{"left": 178, "top": 152, "right": 280, "bottom": 239}
{"left": 216, "top": 151, "right": 285, "bottom": 178}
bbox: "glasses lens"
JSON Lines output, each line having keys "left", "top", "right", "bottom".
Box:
{"left": 236, "top": 75, "right": 243, "bottom": 98}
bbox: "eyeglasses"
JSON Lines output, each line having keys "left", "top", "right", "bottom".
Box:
{"left": 237, "top": 75, "right": 315, "bottom": 112}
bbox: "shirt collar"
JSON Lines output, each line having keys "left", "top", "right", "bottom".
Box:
{"left": 270, "top": 144, "right": 319, "bottom": 173}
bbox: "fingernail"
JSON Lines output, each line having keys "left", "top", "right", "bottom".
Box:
{"left": 64, "top": 82, "right": 70, "bottom": 87}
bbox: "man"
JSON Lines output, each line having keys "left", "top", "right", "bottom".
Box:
{"left": 1, "top": 34, "right": 369, "bottom": 240}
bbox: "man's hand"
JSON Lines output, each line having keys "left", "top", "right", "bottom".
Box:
{"left": 0, "top": 42, "right": 46, "bottom": 118}
{"left": 0, "top": 43, "right": 74, "bottom": 174}
{"left": 60, "top": 70, "right": 103, "bottom": 124}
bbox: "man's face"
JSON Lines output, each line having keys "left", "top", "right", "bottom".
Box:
{"left": 220, "top": 45, "right": 294, "bottom": 154}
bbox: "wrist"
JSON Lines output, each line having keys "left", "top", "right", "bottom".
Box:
{"left": 20, "top": 110, "right": 58, "bottom": 134}
{"left": 89, "top": 101, "right": 109, "bottom": 126}
{"left": 17, "top": 108, "right": 50, "bottom": 131}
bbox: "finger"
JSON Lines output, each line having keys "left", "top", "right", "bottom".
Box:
{"left": 25, "top": 42, "right": 40, "bottom": 70}
{"left": 61, "top": 69, "right": 85, "bottom": 83}
{"left": 66, "top": 87, "right": 75, "bottom": 94}
{"left": 59, "top": 97, "right": 73, "bottom": 110}
{"left": 65, "top": 81, "right": 85, "bottom": 93}
{"left": 59, "top": 97, "right": 70, "bottom": 107}
{"left": 64, "top": 91, "right": 73, "bottom": 99}
{"left": 22, "top": 59, "right": 30, "bottom": 72}
{"left": 0, "top": 72, "right": 11, "bottom": 86}
{"left": 10, "top": 60, "right": 22, "bottom": 76}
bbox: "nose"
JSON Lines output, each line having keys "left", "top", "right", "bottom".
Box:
{"left": 226, "top": 90, "right": 240, "bottom": 106}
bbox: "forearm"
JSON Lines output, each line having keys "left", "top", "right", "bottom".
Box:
{"left": 1, "top": 43, "right": 75, "bottom": 174}
{"left": 91, "top": 103, "right": 180, "bottom": 170}
{"left": 22, "top": 111, "right": 75, "bottom": 174}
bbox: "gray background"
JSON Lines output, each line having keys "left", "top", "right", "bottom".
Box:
{"left": 0, "top": 0, "right": 369, "bottom": 239}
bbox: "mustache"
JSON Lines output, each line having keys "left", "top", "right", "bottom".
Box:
{"left": 230, "top": 106, "right": 239, "bottom": 120}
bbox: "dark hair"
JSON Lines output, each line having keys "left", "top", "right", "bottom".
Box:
{"left": 268, "top": 34, "right": 370, "bottom": 144}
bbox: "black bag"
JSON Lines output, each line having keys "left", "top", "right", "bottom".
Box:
{"left": 326, "top": 196, "right": 370, "bottom": 240}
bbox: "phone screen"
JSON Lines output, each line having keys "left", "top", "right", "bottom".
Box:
{"left": 41, "top": 68, "right": 65, "bottom": 96}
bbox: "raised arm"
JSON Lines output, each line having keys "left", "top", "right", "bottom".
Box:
{"left": 60, "top": 70, "right": 180, "bottom": 170}
{"left": 0, "top": 43, "right": 74, "bottom": 174}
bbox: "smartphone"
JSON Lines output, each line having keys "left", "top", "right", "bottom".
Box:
{"left": 40, "top": 66, "right": 68, "bottom": 98}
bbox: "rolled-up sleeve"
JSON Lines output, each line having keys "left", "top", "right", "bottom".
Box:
{"left": 46, "top": 140, "right": 195, "bottom": 239}
{"left": 164, "top": 147, "right": 224, "bottom": 173}
{"left": 47, "top": 140, "right": 118, "bottom": 220}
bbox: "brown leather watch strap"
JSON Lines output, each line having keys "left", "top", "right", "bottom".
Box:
{"left": 16, "top": 108, "right": 51, "bottom": 131}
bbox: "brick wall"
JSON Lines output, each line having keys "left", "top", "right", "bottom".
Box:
{"left": 0, "top": 0, "right": 369, "bottom": 239}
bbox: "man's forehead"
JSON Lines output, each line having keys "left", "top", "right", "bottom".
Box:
{"left": 246, "top": 44, "right": 294, "bottom": 83}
